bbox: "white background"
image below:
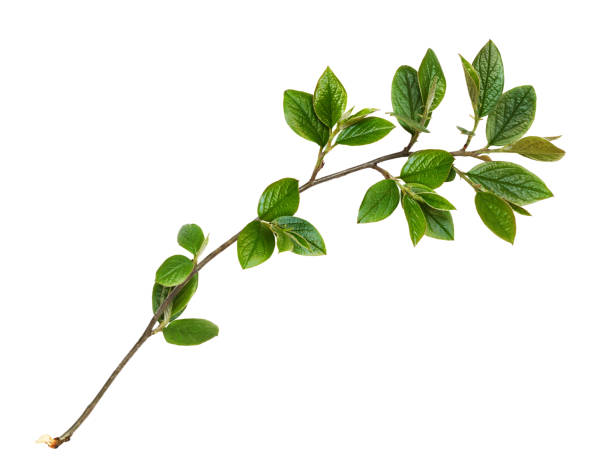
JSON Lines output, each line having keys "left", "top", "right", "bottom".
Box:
{"left": 1, "top": 1, "right": 610, "bottom": 470}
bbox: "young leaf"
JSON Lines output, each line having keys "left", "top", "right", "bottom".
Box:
{"left": 313, "top": 67, "right": 347, "bottom": 128}
{"left": 177, "top": 224, "right": 206, "bottom": 256}
{"left": 418, "top": 49, "right": 446, "bottom": 111}
{"left": 163, "top": 318, "right": 219, "bottom": 346}
{"left": 474, "top": 192, "right": 516, "bottom": 243}
{"left": 155, "top": 255, "right": 195, "bottom": 287}
{"left": 467, "top": 161, "right": 553, "bottom": 205}
{"left": 400, "top": 149, "right": 454, "bottom": 189}
{"left": 275, "top": 231, "right": 294, "bottom": 253}
{"left": 502, "top": 136, "right": 565, "bottom": 162}
{"left": 457, "top": 126, "right": 475, "bottom": 136}
{"left": 152, "top": 274, "right": 199, "bottom": 322}
{"left": 389, "top": 113, "right": 430, "bottom": 133}
{"left": 508, "top": 202, "right": 532, "bottom": 216}
{"left": 472, "top": 40, "right": 504, "bottom": 117}
{"left": 237, "top": 221, "right": 275, "bottom": 269}
{"left": 257, "top": 178, "right": 300, "bottom": 221}
{"left": 486, "top": 85, "right": 537, "bottom": 146}
{"left": 283, "top": 90, "right": 330, "bottom": 147}
{"left": 357, "top": 179, "right": 400, "bottom": 223}
{"left": 417, "top": 192, "right": 456, "bottom": 211}
{"left": 419, "top": 204, "right": 454, "bottom": 240}
{"left": 344, "top": 107, "right": 377, "bottom": 124}
{"left": 391, "top": 65, "right": 425, "bottom": 134}
{"left": 272, "top": 216, "right": 326, "bottom": 256}
{"left": 336, "top": 117, "right": 395, "bottom": 146}
{"left": 402, "top": 194, "right": 426, "bottom": 246}
{"left": 459, "top": 54, "right": 480, "bottom": 115}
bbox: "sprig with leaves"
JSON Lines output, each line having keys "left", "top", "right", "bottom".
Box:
{"left": 39, "top": 40, "right": 565, "bottom": 449}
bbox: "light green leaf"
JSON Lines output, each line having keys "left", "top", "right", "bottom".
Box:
{"left": 417, "top": 192, "right": 456, "bottom": 211}
{"left": 336, "top": 117, "right": 395, "bottom": 146}
{"left": 272, "top": 216, "right": 326, "bottom": 256}
{"left": 391, "top": 65, "right": 425, "bottom": 134}
{"left": 389, "top": 113, "right": 429, "bottom": 133}
{"left": 400, "top": 149, "right": 454, "bottom": 189}
{"left": 275, "top": 231, "right": 294, "bottom": 253}
{"left": 467, "top": 161, "right": 553, "bottom": 205}
{"left": 313, "top": 67, "right": 347, "bottom": 128}
{"left": 457, "top": 126, "right": 475, "bottom": 136}
{"left": 418, "top": 49, "right": 446, "bottom": 111}
{"left": 155, "top": 255, "right": 194, "bottom": 287}
{"left": 486, "top": 85, "right": 536, "bottom": 146}
{"left": 177, "top": 224, "right": 206, "bottom": 256}
{"left": 474, "top": 192, "right": 516, "bottom": 243}
{"left": 357, "top": 179, "right": 400, "bottom": 223}
{"left": 502, "top": 136, "right": 565, "bottom": 162}
{"left": 472, "top": 40, "right": 504, "bottom": 117}
{"left": 153, "top": 273, "right": 199, "bottom": 322}
{"left": 419, "top": 204, "right": 454, "bottom": 240}
{"left": 508, "top": 202, "right": 531, "bottom": 216}
{"left": 257, "top": 177, "right": 300, "bottom": 221}
{"left": 402, "top": 195, "right": 426, "bottom": 246}
{"left": 163, "top": 318, "right": 219, "bottom": 346}
{"left": 237, "top": 221, "right": 275, "bottom": 269}
{"left": 283, "top": 90, "right": 329, "bottom": 147}
{"left": 459, "top": 54, "right": 480, "bottom": 115}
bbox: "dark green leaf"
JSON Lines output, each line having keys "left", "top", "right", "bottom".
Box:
{"left": 272, "top": 216, "right": 326, "bottom": 256}
{"left": 283, "top": 90, "right": 329, "bottom": 147}
{"left": 459, "top": 54, "right": 480, "bottom": 115}
{"left": 177, "top": 224, "right": 205, "bottom": 256}
{"left": 400, "top": 149, "right": 454, "bottom": 189}
{"left": 257, "top": 177, "right": 300, "bottom": 221}
{"left": 391, "top": 65, "right": 425, "bottom": 134}
{"left": 163, "top": 318, "right": 219, "bottom": 346}
{"left": 313, "top": 67, "right": 347, "bottom": 128}
{"left": 402, "top": 195, "right": 426, "bottom": 246}
{"left": 467, "top": 161, "right": 553, "bottom": 205}
{"left": 336, "top": 117, "right": 395, "bottom": 146}
{"left": 472, "top": 40, "right": 504, "bottom": 117}
{"left": 486, "top": 85, "right": 536, "bottom": 146}
{"left": 474, "top": 192, "right": 516, "bottom": 243}
{"left": 237, "top": 221, "right": 275, "bottom": 269}
{"left": 153, "top": 273, "right": 199, "bottom": 322}
{"left": 419, "top": 204, "right": 454, "bottom": 240}
{"left": 502, "top": 136, "right": 565, "bottom": 162}
{"left": 445, "top": 167, "right": 457, "bottom": 182}
{"left": 417, "top": 192, "right": 456, "bottom": 211}
{"left": 155, "top": 255, "right": 194, "bottom": 287}
{"left": 418, "top": 49, "right": 446, "bottom": 111}
{"left": 508, "top": 202, "right": 531, "bottom": 216}
{"left": 357, "top": 179, "right": 400, "bottom": 223}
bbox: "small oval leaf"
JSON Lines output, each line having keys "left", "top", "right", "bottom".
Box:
{"left": 257, "top": 178, "right": 300, "bottom": 221}
{"left": 475, "top": 192, "right": 516, "bottom": 243}
{"left": 177, "top": 224, "right": 205, "bottom": 256}
{"left": 237, "top": 221, "right": 275, "bottom": 269}
{"left": 357, "top": 179, "right": 400, "bottom": 223}
{"left": 400, "top": 150, "right": 454, "bottom": 189}
{"left": 486, "top": 85, "right": 536, "bottom": 146}
{"left": 283, "top": 90, "right": 329, "bottom": 147}
{"left": 163, "top": 318, "right": 219, "bottom": 346}
{"left": 336, "top": 117, "right": 395, "bottom": 146}
{"left": 155, "top": 255, "right": 194, "bottom": 287}
{"left": 313, "top": 67, "right": 347, "bottom": 128}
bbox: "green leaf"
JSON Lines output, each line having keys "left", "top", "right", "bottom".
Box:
{"left": 344, "top": 107, "right": 377, "bottom": 123}
{"left": 283, "top": 90, "right": 330, "bottom": 147}
{"left": 237, "top": 221, "right": 275, "bottom": 269}
{"left": 336, "top": 117, "right": 394, "bottom": 146}
{"left": 457, "top": 126, "right": 475, "bottom": 136}
{"left": 486, "top": 85, "right": 536, "bottom": 146}
{"left": 508, "top": 202, "right": 531, "bottom": 216}
{"left": 502, "top": 136, "right": 565, "bottom": 162}
{"left": 418, "top": 49, "right": 446, "bottom": 111}
{"left": 313, "top": 67, "right": 347, "bottom": 128}
{"left": 472, "top": 40, "right": 504, "bottom": 117}
{"left": 275, "top": 231, "right": 294, "bottom": 253}
{"left": 177, "top": 224, "right": 206, "bottom": 256}
{"left": 417, "top": 192, "right": 456, "bottom": 211}
{"left": 474, "top": 192, "right": 516, "bottom": 243}
{"left": 467, "top": 161, "right": 553, "bottom": 205}
{"left": 459, "top": 54, "right": 480, "bottom": 115}
{"left": 153, "top": 273, "right": 199, "bottom": 322}
{"left": 163, "top": 318, "right": 219, "bottom": 346}
{"left": 391, "top": 65, "right": 425, "bottom": 134}
{"left": 389, "top": 113, "right": 429, "bottom": 133}
{"left": 155, "top": 255, "right": 194, "bottom": 287}
{"left": 272, "top": 216, "right": 326, "bottom": 256}
{"left": 402, "top": 194, "right": 426, "bottom": 246}
{"left": 419, "top": 204, "right": 454, "bottom": 240}
{"left": 445, "top": 167, "right": 457, "bottom": 182}
{"left": 400, "top": 149, "right": 454, "bottom": 189}
{"left": 257, "top": 178, "right": 300, "bottom": 221}
{"left": 357, "top": 179, "right": 400, "bottom": 223}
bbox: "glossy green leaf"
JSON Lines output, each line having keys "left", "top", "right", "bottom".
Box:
{"left": 418, "top": 49, "right": 446, "bottom": 111}
{"left": 275, "top": 231, "right": 294, "bottom": 253}
{"left": 486, "top": 85, "right": 536, "bottom": 146}
{"left": 237, "top": 221, "right": 275, "bottom": 269}
{"left": 467, "top": 161, "right": 553, "bottom": 205}
{"left": 177, "top": 224, "right": 206, "bottom": 256}
{"left": 402, "top": 195, "right": 426, "bottom": 246}
{"left": 502, "top": 136, "right": 565, "bottom": 162}
{"left": 313, "top": 67, "right": 347, "bottom": 128}
{"left": 163, "top": 318, "right": 219, "bottom": 346}
{"left": 336, "top": 117, "right": 394, "bottom": 146}
{"left": 400, "top": 149, "right": 454, "bottom": 189}
{"left": 459, "top": 54, "right": 480, "bottom": 115}
{"left": 283, "top": 90, "right": 329, "bottom": 147}
{"left": 155, "top": 255, "right": 194, "bottom": 287}
{"left": 357, "top": 179, "right": 400, "bottom": 223}
{"left": 419, "top": 204, "right": 454, "bottom": 240}
{"left": 474, "top": 192, "right": 516, "bottom": 243}
{"left": 257, "top": 178, "right": 300, "bottom": 221}
{"left": 417, "top": 192, "right": 456, "bottom": 211}
{"left": 472, "top": 40, "right": 504, "bottom": 117}
{"left": 508, "top": 202, "right": 531, "bottom": 216}
{"left": 153, "top": 273, "right": 199, "bottom": 322}
{"left": 391, "top": 65, "right": 425, "bottom": 134}
{"left": 272, "top": 216, "right": 326, "bottom": 256}
{"left": 445, "top": 167, "right": 457, "bottom": 182}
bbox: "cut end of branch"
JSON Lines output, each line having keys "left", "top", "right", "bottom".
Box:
{"left": 36, "top": 434, "right": 62, "bottom": 448}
